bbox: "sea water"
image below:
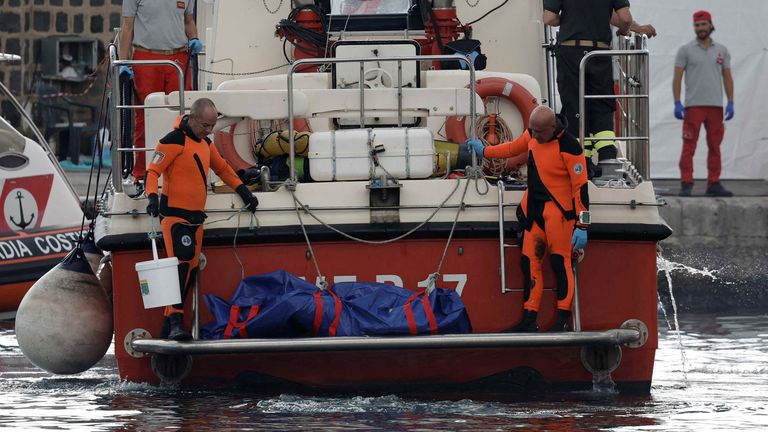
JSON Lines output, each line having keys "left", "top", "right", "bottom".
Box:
{"left": 1, "top": 312, "right": 766, "bottom": 431}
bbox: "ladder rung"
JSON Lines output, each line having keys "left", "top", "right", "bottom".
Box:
{"left": 504, "top": 243, "right": 517, "bottom": 248}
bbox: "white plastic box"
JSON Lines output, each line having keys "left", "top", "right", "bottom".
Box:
{"left": 308, "top": 128, "right": 435, "bottom": 181}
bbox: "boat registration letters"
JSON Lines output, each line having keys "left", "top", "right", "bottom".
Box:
{"left": 302, "top": 273, "right": 467, "bottom": 296}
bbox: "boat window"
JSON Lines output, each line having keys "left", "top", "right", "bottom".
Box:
{"left": 0, "top": 152, "right": 29, "bottom": 170}
{"left": 325, "top": 0, "right": 424, "bottom": 32}
{"left": 0, "top": 127, "right": 26, "bottom": 154}
{"left": 331, "top": 0, "right": 411, "bottom": 15}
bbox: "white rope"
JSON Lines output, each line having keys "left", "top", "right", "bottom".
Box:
{"left": 289, "top": 177, "right": 463, "bottom": 245}
{"left": 292, "top": 190, "right": 326, "bottom": 289}
{"left": 201, "top": 206, "right": 258, "bottom": 282}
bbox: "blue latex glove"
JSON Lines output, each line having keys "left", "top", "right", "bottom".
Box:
{"left": 724, "top": 101, "right": 734, "bottom": 121}
{"left": 466, "top": 138, "right": 485, "bottom": 159}
{"left": 674, "top": 101, "right": 685, "bottom": 120}
{"left": 188, "top": 38, "right": 203, "bottom": 55}
{"left": 571, "top": 227, "right": 587, "bottom": 251}
{"left": 119, "top": 65, "right": 133, "bottom": 78}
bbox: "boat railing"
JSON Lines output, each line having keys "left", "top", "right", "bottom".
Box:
{"left": 285, "top": 54, "right": 480, "bottom": 185}
{"left": 131, "top": 327, "right": 644, "bottom": 357}
{"left": 107, "top": 44, "right": 186, "bottom": 192}
{"left": 579, "top": 34, "right": 650, "bottom": 180}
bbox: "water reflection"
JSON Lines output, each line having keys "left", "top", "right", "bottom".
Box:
{"left": 1, "top": 314, "right": 767, "bottom": 431}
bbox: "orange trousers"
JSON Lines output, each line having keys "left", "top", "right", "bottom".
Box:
{"left": 521, "top": 200, "right": 576, "bottom": 313}
{"left": 131, "top": 50, "right": 191, "bottom": 180}
{"left": 160, "top": 215, "right": 203, "bottom": 317}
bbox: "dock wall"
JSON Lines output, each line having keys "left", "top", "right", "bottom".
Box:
{"left": 658, "top": 197, "right": 768, "bottom": 312}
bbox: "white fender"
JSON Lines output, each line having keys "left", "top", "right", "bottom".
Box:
{"left": 15, "top": 249, "right": 113, "bottom": 374}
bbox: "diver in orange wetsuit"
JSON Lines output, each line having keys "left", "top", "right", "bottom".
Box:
{"left": 468, "top": 106, "right": 590, "bottom": 332}
{"left": 145, "top": 98, "right": 258, "bottom": 340}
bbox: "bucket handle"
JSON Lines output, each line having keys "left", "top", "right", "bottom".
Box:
{"left": 149, "top": 216, "right": 160, "bottom": 261}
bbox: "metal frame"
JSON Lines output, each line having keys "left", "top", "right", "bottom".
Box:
{"left": 132, "top": 328, "right": 642, "bottom": 356}
{"left": 108, "top": 44, "right": 186, "bottom": 191}
{"left": 578, "top": 35, "right": 650, "bottom": 179}
{"left": 287, "top": 54, "right": 478, "bottom": 183}
{"left": 497, "top": 180, "right": 519, "bottom": 295}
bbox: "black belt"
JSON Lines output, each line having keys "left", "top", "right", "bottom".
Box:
{"left": 560, "top": 40, "right": 611, "bottom": 49}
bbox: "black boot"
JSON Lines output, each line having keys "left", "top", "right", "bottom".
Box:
{"left": 547, "top": 309, "right": 571, "bottom": 332}
{"left": 586, "top": 159, "right": 602, "bottom": 180}
{"left": 505, "top": 310, "right": 538, "bottom": 333}
{"left": 167, "top": 313, "right": 192, "bottom": 341}
{"left": 159, "top": 316, "right": 171, "bottom": 339}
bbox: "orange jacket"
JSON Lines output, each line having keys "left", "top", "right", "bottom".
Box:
{"left": 485, "top": 119, "right": 589, "bottom": 227}
{"left": 146, "top": 115, "right": 243, "bottom": 223}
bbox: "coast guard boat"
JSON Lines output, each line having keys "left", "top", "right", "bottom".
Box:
{"left": 93, "top": 0, "right": 669, "bottom": 393}
{"left": 0, "top": 54, "right": 86, "bottom": 320}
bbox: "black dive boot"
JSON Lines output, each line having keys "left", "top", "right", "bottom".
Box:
{"left": 505, "top": 310, "right": 539, "bottom": 333}
{"left": 547, "top": 309, "right": 571, "bottom": 332}
{"left": 167, "top": 313, "right": 192, "bottom": 341}
{"left": 159, "top": 316, "right": 171, "bottom": 339}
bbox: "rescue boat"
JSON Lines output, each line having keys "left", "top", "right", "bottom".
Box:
{"left": 92, "top": 1, "right": 669, "bottom": 393}
{"left": 0, "top": 59, "right": 86, "bottom": 320}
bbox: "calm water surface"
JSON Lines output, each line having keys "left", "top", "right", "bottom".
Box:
{"left": 1, "top": 313, "right": 766, "bottom": 431}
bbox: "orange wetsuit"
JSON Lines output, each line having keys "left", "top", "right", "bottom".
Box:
{"left": 485, "top": 117, "right": 589, "bottom": 314}
{"left": 146, "top": 115, "right": 244, "bottom": 317}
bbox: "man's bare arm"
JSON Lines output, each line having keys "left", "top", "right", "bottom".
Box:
{"left": 672, "top": 67, "right": 685, "bottom": 102}
{"left": 184, "top": 14, "right": 198, "bottom": 40}
{"left": 630, "top": 22, "right": 657, "bottom": 37}
{"left": 723, "top": 68, "right": 734, "bottom": 101}
{"left": 543, "top": 10, "right": 560, "bottom": 26}
{"left": 118, "top": 16, "right": 134, "bottom": 60}
{"left": 611, "top": 8, "right": 633, "bottom": 36}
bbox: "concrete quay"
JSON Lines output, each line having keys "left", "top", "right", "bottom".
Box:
{"left": 654, "top": 179, "right": 768, "bottom": 312}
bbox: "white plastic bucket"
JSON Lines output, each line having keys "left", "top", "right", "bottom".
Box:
{"left": 135, "top": 237, "right": 181, "bottom": 309}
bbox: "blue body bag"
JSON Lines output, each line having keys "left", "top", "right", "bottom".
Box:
{"left": 201, "top": 270, "right": 472, "bottom": 339}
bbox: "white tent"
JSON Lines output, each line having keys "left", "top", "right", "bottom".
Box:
{"left": 632, "top": 0, "right": 768, "bottom": 180}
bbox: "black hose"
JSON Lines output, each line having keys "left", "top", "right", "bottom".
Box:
{"left": 277, "top": 4, "right": 329, "bottom": 59}
{"left": 119, "top": 71, "right": 134, "bottom": 179}
{"left": 77, "top": 54, "right": 113, "bottom": 243}
{"left": 466, "top": 0, "right": 509, "bottom": 27}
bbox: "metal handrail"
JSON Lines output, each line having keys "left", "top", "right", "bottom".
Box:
{"left": 287, "top": 54, "right": 478, "bottom": 183}
{"left": 132, "top": 328, "right": 642, "bottom": 355}
{"left": 108, "top": 44, "right": 186, "bottom": 191}
{"left": 578, "top": 35, "right": 650, "bottom": 179}
{"left": 498, "top": 180, "right": 516, "bottom": 294}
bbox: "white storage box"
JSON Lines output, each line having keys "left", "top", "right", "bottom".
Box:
{"left": 308, "top": 128, "right": 435, "bottom": 181}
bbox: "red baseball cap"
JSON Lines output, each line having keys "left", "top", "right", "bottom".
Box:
{"left": 693, "top": 10, "right": 712, "bottom": 23}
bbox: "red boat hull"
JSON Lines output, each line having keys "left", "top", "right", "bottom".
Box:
{"left": 111, "top": 237, "right": 658, "bottom": 392}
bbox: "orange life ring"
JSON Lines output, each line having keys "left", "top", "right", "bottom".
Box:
{"left": 445, "top": 77, "right": 538, "bottom": 171}
{"left": 214, "top": 125, "right": 251, "bottom": 172}
{"left": 214, "top": 119, "right": 312, "bottom": 172}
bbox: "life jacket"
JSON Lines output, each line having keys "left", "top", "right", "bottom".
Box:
{"left": 145, "top": 115, "right": 243, "bottom": 224}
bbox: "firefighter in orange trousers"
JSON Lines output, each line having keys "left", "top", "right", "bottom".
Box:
{"left": 145, "top": 98, "right": 258, "bottom": 340}
{"left": 468, "top": 106, "right": 590, "bottom": 332}
{"left": 120, "top": 0, "right": 202, "bottom": 190}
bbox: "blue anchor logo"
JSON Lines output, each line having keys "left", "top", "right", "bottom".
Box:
{"left": 10, "top": 190, "right": 34, "bottom": 230}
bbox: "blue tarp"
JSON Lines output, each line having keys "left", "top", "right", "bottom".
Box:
{"left": 201, "top": 270, "right": 472, "bottom": 339}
